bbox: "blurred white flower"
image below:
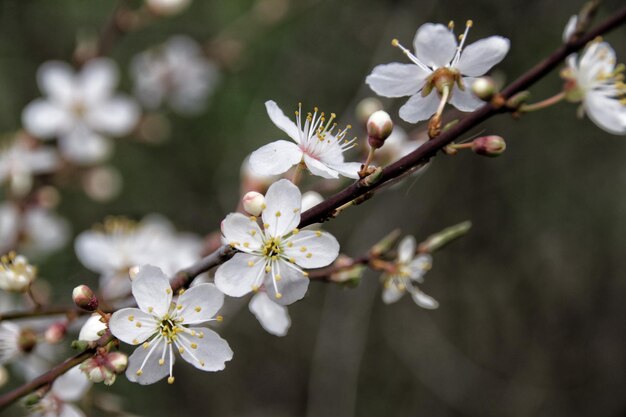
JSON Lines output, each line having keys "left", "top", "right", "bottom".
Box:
{"left": 145, "top": 0, "right": 191, "bottom": 16}
{"left": 563, "top": 15, "right": 578, "bottom": 43}
{"left": 22, "top": 58, "right": 140, "bottom": 164}
{"left": 366, "top": 21, "right": 510, "bottom": 123}
{"left": 131, "top": 36, "right": 219, "bottom": 115}
{"left": 28, "top": 366, "right": 90, "bottom": 417}
{"left": 74, "top": 215, "right": 202, "bottom": 301}
{"left": 0, "top": 252, "right": 37, "bottom": 293}
{"left": 0, "top": 139, "right": 59, "bottom": 196}
{"left": 109, "top": 265, "right": 232, "bottom": 385}
{"left": 0, "top": 322, "right": 25, "bottom": 365}
{"left": 381, "top": 236, "right": 437, "bottom": 309}
{"left": 249, "top": 291, "right": 291, "bottom": 336}
{"left": 562, "top": 40, "right": 626, "bottom": 135}
{"left": 215, "top": 179, "right": 339, "bottom": 305}
{"left": 249, "top": 101, "right": 361, "bottom": 179}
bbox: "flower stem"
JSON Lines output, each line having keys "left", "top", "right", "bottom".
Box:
{"left": 292, "top": 161, "right": 304, "bottom": 185}
{"left": 448, "top": 142, "right": 473, "bottom": 150}
{"left": 519, "top": 91, "right": 566, "bottom": 112}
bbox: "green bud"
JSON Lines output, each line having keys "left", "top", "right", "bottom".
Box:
{"left": 418, "top": 221, "right": 472, "bottom": 253}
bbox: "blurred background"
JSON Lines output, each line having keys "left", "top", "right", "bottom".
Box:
{"left": 1, "top": 0, "right": 625, "bottom": 416}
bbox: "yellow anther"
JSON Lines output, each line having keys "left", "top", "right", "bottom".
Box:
{"left": 275, "top": 211, "right": 281, "bottom": 217}
{"left": 289, "top": 257, "right": 296, "bottom": 263}
{"left": 191, "top": 343, "right": 198, "bottom": 349}
{"left": 292, "top": 228, "right": 300, "bottom": 234}
{"left": 143, "top": 342, "right": 149, "bottom": 349}
{"left": 293, "top": 208, "right": 299, "bottom": 213}
{"left": 216, "top": 315, "right": 223, "bottom": 322}
{"left": 148, "top": 307, "right": 153, "bottom": 313}
{"left": 198, "top": 331, "right": 205, "bottom": 338}
{"left": 249, "top": 216, "right": 257, "bottom": 222}
{"left": 315, "top": 231, "right": 322, "bottom": 237}
{"left": 132, "top": 339, "right": 139, "bottom": 345}
{"left": 159, "top": 359, "right": 165, "bottom": 366}
{"left": 178, "top": 347, "right": 184, "bottom": 354}
{"left": 251, "top": 230, "right": 257, "bottom": 236}
{"left": 300, "top": 246, "right": 307, "bottom": 252}
{"left": 275, "top": 292, "right": 283, "bottom": 299}
{"left": 261, "top": 203, "right": 267, "bottom": 209}
{"left": 176, "top": 305, "right": 182, "bottom": 310}
{"left": 168, "top": 376, "right": 175, "bottom": 384}
{"left": 306, "top": 253, "right": 312, "bottom": 258}
{"left": 194, "top": 306, "right": 201, "bottom": 312}
{"left": 252, "top": 285, "right": 259, "bottom": 292}
{"left": 265, "top": 266, "right": 271, "bottom": 273}
{"left": 243, "top": 242, "right": 250, "bottom": 248}
{"left": 448, "top": 20, "right": 454, "bottom": 30}
{"left": 466, "top": 19, "right": 473, "bottom": 27}
{"left": 128, "top": 315, "right": 134, "bottom": 321}
{"left": 391, "top": 38, "right": 399, "bottom": 47}
{"left": 135, "top": 322, "right": 142, "bottom": 328}
{"left": 136, "top": 370, "right": 143, "bottom": 376}
{"left": 303, "top": 271, "right": 309, "bottom": 277}
{"left": 248, "top": 260, "right": 255, "bottom": 267}
{"left": 287, "top": 242, "right": 293, "bottom": 247}
{"left": 166, "top": 289, "right": 172, "bottom": 294}
{"left": 263, "top": 223, "right": 270, "bottom": 229}
{"left": 275, "top": 274, "right": 282, "bottom": 281}
{"left": 178, "top": 289, "right": 185, "bottom": 295}
{"left": 200, "top": 360, "right": 205, "bottom": 367}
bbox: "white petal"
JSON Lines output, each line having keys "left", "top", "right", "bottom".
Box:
{"left": 80, "top": 58, "right": 118, "bottom": 103}
{"left": 177, "top": 327, "right": 232, "bottom": 372}
{"left": 456, "top": 36, "right": 510, "bottom": 77}
{"left": 303, "top": 154, "right": 339, "bottom": 179}
{"left": 449, "top": 79, "right": 485, "bottom": 112}
{"left": 74, "top": 231, "right": 124, "bottom": 273}
{"left": 408, "top": 254, "right": 432, "bottom": 282}
{"left": 411, "top": 289, "right": 439, "bottom": 309}
{"left": 220, "top": 212, "right": 263, "bottom": 253}
{"left": 27, "top": 146, "right": 60, "bottom": 174}
{"left": 584, "top": 93, "right": 626, "bottom": 135}
{"left": 249, "top": 140, "right": 303, "bottom": 176}
{"left": 397, "top": 235, "right": 416, "bottom": 264}
{"left": 413, "top": 23, "right": 457, "bottom": 68}
{"left": 283, "top": 230, "right": 339, "bottom": 269}
{"left": 99, "top": 271, "right": 133, "bottom": 301}
{"left": 325, "top": 161, "right": 361, "bottom": 180}
{"left": 52, "top": 366, "right": 90, "bottom": 401}
{"left": 22, "top": 99, "right": 73, "bottom": 138}
{"left": 301, "top": 191, "right": 323, "bottom": 212}
{"left": 265, "top": 100, "right": 301, "bottom": 143}
{"left": 37, "top": 61, "right": 77, "bottom": 105}
{"left": 59, "top": 404, "right": 86, "bottom": 417}
{"left": 22, "top": 208, "right": 70, "bottom": 256}
{"left": 78, "top": 314, "right": 107, "bottom": 342}
{"left": 264, "top": 259, "right": 309, "bottom": 305}
{"left": 108, "top": 308, "right": 158, "bottom": 345}
{"left": 84, "top": 96, "right": 140, "bottom": 136}
{"left": 398, "top": 92, "right": 440, "bottom": 123}
{"left": 382, "top": 280, "right": 405, "bottom": 304}
{"left": 176, "top": 283, "right": 224, "bottom": 324}
{"left": 563, "top": 15, "right": 578, "bottom": 42}
{"left": 262, "top": 179, "right": 302, "bottom": 237}
{"left": 126, "top": 338, "right": 172, "bottom": 385}
{"left": 249, "top": 292, "right": 291, "bottom": 336}
{"left": 214, "top": 252, "right": 265, "bottom": 297}
{"left": 365, "top": 63, "right": 429, "bottom": 97}
{"left": 131, "top": 265, "right": 172, "bottom": 317}
{"left": 58, "top": 127, "right": 112, "bottom": 165}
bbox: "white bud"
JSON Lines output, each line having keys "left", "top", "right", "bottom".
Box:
{"left": 72, "top": 285, "right": 98, "bottom": 311}
{"left": 301, "top": 191, "right": 323, "bottom": 212}
{"left": 79, "top": 314, "right": 108, "bottom": 342}
{"left": 367, "top": 110, "right": 394, "bottom": 149}
{"left": 471, "top": 77, "right": 496, "bottom": 100}
{"left": 107, "top": 352, "right": 129, "bottom": 374}
{"left": 242, "top": 191, "right": 266, "bottom": 216}
{"left": 145, "top": 0, "right": 191, "bottom": 16}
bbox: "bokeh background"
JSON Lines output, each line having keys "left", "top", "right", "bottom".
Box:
{"left": 1, "top": 0, "right": 626, "bottom": 416}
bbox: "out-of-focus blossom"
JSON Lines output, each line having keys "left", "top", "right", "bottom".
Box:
{"left": 381, "top": 236, "right": 437, "bottom": 309}
{"left": 27, "top": 366, "right": 90, "bottom": 417}
{"left": 0, "top": 139, "right": 59, "bottom": 196}
{"left": 82, "top": 165, "right": 123, "bottom": 202}
{"left": 22, "top": 58, "right": 140, "bottom": 164}
{"left": 145, "top": 0, "right": 191, "bottom": 16}
{"left": 563, "top": 15, "right": 578, "bottom": 43}
{"left": 215, "top": 179, "right": 340, "bottom": 305}
{"left": 366, "top": 21, "right": 510, "bottom": 123}
{"left": 248, "top": 291, "right": 291, "bottom": 336}
{"left": 74, "top": 215, "right": 202, "bottom": 301}
{"left": 562, "top": 40, "right": 626, "bottom": 135}
{"left": 249, "top": 101, "right": 361, "bottom": 179}
{"left": 132, "top": 36, "right": 219, "bottom": 115}
{"left": 0, "top": 252, "right": 37, "bottom": 292}
{"left": 109, "top": 265, "right": 232, "bottom": 385}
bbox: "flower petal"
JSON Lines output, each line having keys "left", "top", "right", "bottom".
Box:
{"left": 84, "top": 96, "right": 140, "bottom": 136}
{"left": 456, "top": 36, "right": 510, "bottom": 77}
{"left": 177, "top": 328, "right": 233, "bottom": 371}
{"left": 80, "top": 58, "right": 118, "bottom": 104}
{"left": 37, "top": 61, "right": 77, "bottom": 105}
{"left": 365, "top": 63, "right": 429, "bottom": 97}
{"left": 397, "top": 235, "right": 416, "bottom": 264}
{"left": 449, "top": 79, "right": 484, "bottom": 112}
{"left": 264, "top": 259, "right": 309, "bottom": 305}
{"left": 126, "top": 337, "right": 172, "bottom": 385}
{"left": 176, "top": 283, "right": 224, "bottom": 324}
{"left": 109, "top": 308, "right": 158, "bottom": 345}
{"left": 214, "top": 252, "right": 265, "bottom": 297}
{"left": 563, "top": 15, "right": 577, "bottom": 43}
{"left": 58, "top": 127, "right": 112, "bottom": 165}
{"left": 382, "top": 279, "right": 405, "bottom": 304}
{"left": 74, "top": 231, "right": 126, "bottom": 273}
{"left": 131, "top": 265, "right": 172, "bottom": 317}
{"left": 262, "top": 179, "right": 301, "bottom": 237}
{"left": 584, "top": 93, "right": 626, "bottom": 135}
{"left": 249, "top": 140, "right": 303, "bottom": 176}
{"left": 326, "top": 161, "right": 361, "bottom": 179}
{"left": 59, "top": 404, "right": 85, "bottom": 417}
{"left": 249, "top": 292, "right": 291, "bottom": 336}
{"left": 398, "top": 92, "right": 440, "bottom": 123}
{"left": 52, "top": 366, "right": 91, "bottom": 402}
{"left": 22, "top": 99, "right": 74, "bottom": 139}
{"left": 283, "top": 230, "right": 339, "bottom": 269}
{"left": 303, "top": 155, "right": 339, "bottom": 179}
{"left": 413, "top": 23, "right": 457, "bottom": 68}
{"left": 220, "top": 212, "right": 263, "bottom": 253}
{"left": 410, "top": 289, "right": 439, "bottom": 309}
{"left": 265, "top": 100, "right": 301, "bottom": 144}
{"left": 408, "top": 254, "right": 432, "bottom": 283}
{"left": 78, "top": 314, "right": 107, "bottom": 342}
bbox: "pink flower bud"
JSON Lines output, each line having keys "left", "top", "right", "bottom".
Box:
{"left": 242, "top": 191, "right": 266, "bottom": 216}
{"left": 107, "top": 352, "right": 129, "bottom": 374}
{"left": 367, "top": 111, "right": 394, "bottom": 149}
{"left": 44, "top": 322, "right": 67, "bottom": 344}
{"left": 471, "top": 136, "right": 506, "bottom": 157}
{"left": 72, "top": 285, "right": 98, "bottom": 311}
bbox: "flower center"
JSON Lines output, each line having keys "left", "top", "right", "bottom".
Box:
{"left": 158, "top": 315, "right": 183, "bottom": 341}
{"left": 262, "top": 237, "right": 283, "bottom": 258}
{"left": 294, "top": 103, "right": 356, "bottom": 156}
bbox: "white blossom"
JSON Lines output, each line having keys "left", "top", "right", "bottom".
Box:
{"left": 366, "top": 21, "right": 510, "bottom": 123}
{"left": 381, "top": 236, "right": 438, "bottom": 309}
{"left": 249, "top": 101, "right": 361, "bottom": 179}
{"left": 0, "top": 322, "right": 23, "bottom": 365}
{"left": 145, "top": 0, "right": 191, "bottom": 15}
{"left": 22, "top": 58, "right": 140, "bottom": 164}
{"left": 131, "top": 36, "right": 219, "bottom": 115}
{"left": 249, "top": 292, "right": 291, "bottom": 337}
{"left": 28, "top": 366, "right": 90, "bottom": 417}
{"left": 109, "top": 265, "right": 232, "bottom": 385}
{"left": 0, "top": 252, "right": 37, "bottom": 293}
{"left": 562, "top": 40, "right": 626, "bottom": 135}
{"left": 215, "top": 179, "right": 340, "bottom": 305}
{"left": 0, "top": 139, "right": 59, "bottom": 196}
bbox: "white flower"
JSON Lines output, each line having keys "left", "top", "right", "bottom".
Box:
{"left": 28, "top": 366, "right": 90, "bottom": 417}
{"left": 22, "top": 58, "right": 140, "bottom": 164}
{"left": 249, "top": 292, "right": 291, "bottom": 336}
{"left": 0, "top": 139, "right": 59, "bottom": 196}
{"left": 562, "top": 40, "right": 626, "bottom": 135}
{"left": 249, "top": 101, "right": 361, "bottom": 179}
{"left": 381, "top": 236, "right": 438, "bottom": 309}
{"left": 366, "top": 21, "right": 510, "bottom": 123}
{"left": 215, "top": 179, "right": 340, "bottom": 305}
{"left": 0, "top": 252, "right": 37, "bottom": 293}
{"left": 131, "top": 36, "right": 219, "bottom": 115}
{"left": 109, "top": 265, "right": 232, "bottom": 385}
{"left": 145, "top": 0, "right": 191, "bottom": 15}
{"left": 74, "top": 215, "right": 202, "bottom": 300}
{"left": 0, "top": 322, "right": 23, "bottom": 365}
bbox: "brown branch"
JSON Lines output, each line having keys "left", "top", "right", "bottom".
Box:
{"left": 0, "top": 307, "right": 85, "bottom": 322}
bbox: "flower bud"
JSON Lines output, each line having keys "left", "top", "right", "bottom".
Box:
{"left": 367, "top": 110, "right": 394, "bottom": 149}
{"left": 79, "top": 314, "right": 108, "bottom": 342}
{"left": 0, "top": 252, "right": 37, "bottom": 293}
{"left": 18, "top": 328, "right": 37, "bottom": 353}
{"left": 242, "top": 191, "right": 266, "bottom": 216}
{"left": 471, "top": 77, "right": 497, "bottom": 100}
{"left": 145, "top": 0, "right": 191, "bottom": 16}
{"left": 107, "top": 352, "right": 129, "bottom": 374}
{"left": 44, "top": 322, "right": 67, "bottom": 344}
{"left": 471, "top": 135, "right": 506, "bottom": 157}
{"left": 418, "top": 221, "right": 472, "bottom": 253}
{"left": 72, "top": 285, "right": 98, "bottom": 311}
{"left": 506, "top": 91, "right": 531, "bottom": 109}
